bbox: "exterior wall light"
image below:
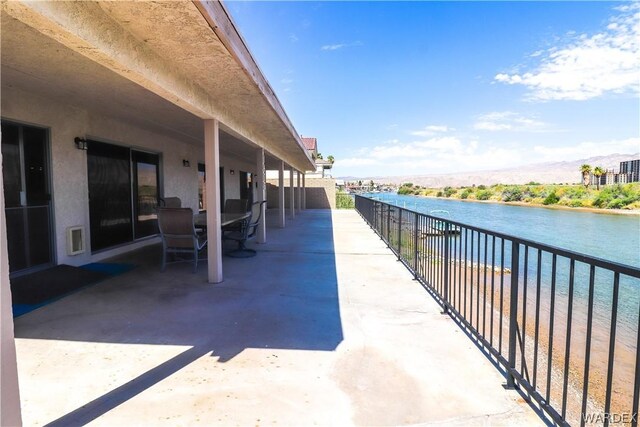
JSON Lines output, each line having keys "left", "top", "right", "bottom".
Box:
{"left": 74, "top": 137, "right": 88, "bottom": 150}
{"left": 183, "top": 159, "right": 191, "bottom": 167}
{"left": 230, "top": 169, "right": 235, "bottom": 175}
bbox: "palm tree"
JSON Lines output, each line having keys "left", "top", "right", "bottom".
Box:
{"left": 327, "top": 155, "right": 335, "bottom": 164}
{"left": 580, "top": 164, "right": 592, "bottom": 188}
{"left": 593, "top": 166, "right": 605, "bottom": 190}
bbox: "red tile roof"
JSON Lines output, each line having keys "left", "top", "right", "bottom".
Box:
{"left": 301, "top": 136, "right": 317, "bottom": 151}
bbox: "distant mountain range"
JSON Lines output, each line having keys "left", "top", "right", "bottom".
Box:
{"left": 338, "top": 153, "right": 640, "bottom": 187}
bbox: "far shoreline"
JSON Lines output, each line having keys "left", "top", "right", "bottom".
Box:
{"left": 385, "top": 193, "right": 640, "bottom": 216}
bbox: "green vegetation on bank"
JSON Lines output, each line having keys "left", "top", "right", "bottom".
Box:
{"left": 396, "top": 182, "right": 640, "bottom": 210}
{"left": 336, "top": 191, "right": 355, "bottom": 209}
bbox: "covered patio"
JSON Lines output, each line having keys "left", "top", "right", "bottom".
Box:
{"left": 1, "top": 2, "right": 316, "bottom": 423}
{"left": 14, "top": 210, "right": 541, "bottom": 426}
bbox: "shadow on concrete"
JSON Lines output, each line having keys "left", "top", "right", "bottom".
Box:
{"left": 14, "top": 210, "right": 343, "bottom": 425}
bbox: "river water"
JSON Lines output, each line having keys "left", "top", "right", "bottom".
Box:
{"left": 365, "top": 193, "right": 640, "bottom": 346}
{"left": 367, "top": 193, "right": 640, "bottom": 267}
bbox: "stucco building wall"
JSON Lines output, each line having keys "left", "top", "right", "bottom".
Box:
{"left": 266, "top": 177, "right": 335, "bottom": 209}
{"left": 1, "top": 86, "right": 259, "bottom": 267}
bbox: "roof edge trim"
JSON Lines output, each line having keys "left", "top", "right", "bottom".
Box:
{"left": 193, "top": 0, "right": 315, "bottom": 170}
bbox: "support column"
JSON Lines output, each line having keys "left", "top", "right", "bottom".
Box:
{"left": 255, "top": 148, "right": 266, "bottom": 243}
{"left": 0, "top": 140, "right": 22, "bottom": 426}
{"left": 302, "top": 173, "right": 306, "bottom": 210}
{"left": 278, "top": 160, "right": 285, "bottom": 228}
{"left": 204, "top": 119, "right": 223, "bottom": 283}
{"left": 289, "top": 168, "right": 295, "bottom": 218}
{"left": 296, "top": 171, "right": 301, "bottom": 211}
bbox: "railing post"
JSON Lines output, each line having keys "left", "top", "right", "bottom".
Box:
{"left": 443, "top": 222, "right": 450, "bottom": 314}
{"left": 506, "top": 240, "right": 520, "bottom": 389}
{"left": 397, "top": 208, "right": 402, "bottom": 260}
{"left": 386, "top": 204, "right": 391, "bottom": 245}
{"left": 373, "top": 201, "right": 378, "bottom": 230}
{"left": 413, "top": 212, "right": 419, "bottom": 279}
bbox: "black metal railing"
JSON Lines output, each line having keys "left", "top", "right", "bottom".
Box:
{"left": 355, "top": 195, "right": 640, "bottom": 427}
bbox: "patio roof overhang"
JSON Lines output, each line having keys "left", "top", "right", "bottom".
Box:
{"left": 0, "top": 0, "right": 315, "bottom": 172}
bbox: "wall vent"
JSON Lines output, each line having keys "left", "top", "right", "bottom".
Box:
{"left": 67, "top": 226, "right": 85, "bottom": 256}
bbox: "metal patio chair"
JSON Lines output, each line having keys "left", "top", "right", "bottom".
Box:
{"left": 222, "top": 198, "right": 249, "bottom": 233}
{"left": 224, "top": 201, "right": 266, "bottom": 258}
{"left": 158, "top": 207, "right": 207, "bottom": 272}
{"left": 158, "top": 197, "right": 182, "bottom": 208}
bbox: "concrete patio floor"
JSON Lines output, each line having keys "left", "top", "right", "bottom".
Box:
{"left": 13, "top": 209, "right": 543, "bottom": 426}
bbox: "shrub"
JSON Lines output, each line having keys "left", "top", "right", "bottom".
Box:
{"left": 592, "top": 184, "right": 640, "bottom": 209}
{"left": 502, "top": 186, "right": 523, "bottom": 202}
{"left": 568, "top": 199, "right": 584, "bottom": 208}
{"left": 543, "top": 190, "right": 559, "bottom": 205}
{"left": 477, "top": 185, "right": 487, "bottom": 190}
{"left": 564, "top": 186, "right": 587, "bottom": 199}
{"left": 436, "top": 191, "right": 444, "bottom": 197}
{"left": 336, "top": 193, "right": 354, "bottom": 209}
{"left": 443, "top": 186, "right": 457, "bottom": 198}
{"left": 476, "top": 189, "right": 492, "bottom": 200}
{"left": 460, "top": 189, "right": 472, "bottom": 199}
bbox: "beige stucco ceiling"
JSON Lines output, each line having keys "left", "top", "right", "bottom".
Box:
{"left": 0, "top": 1, "right": 314, "bottom": 171}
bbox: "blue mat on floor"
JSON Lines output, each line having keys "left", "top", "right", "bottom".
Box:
{"left": 11, "top": 263, "right": 135, "bottom": 318}
{"left": 80, "top": 262, "right": 136, "bottom": 276}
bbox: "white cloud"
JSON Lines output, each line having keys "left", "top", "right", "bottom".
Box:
{"left": 321, "top": 43, "right": 346, "bottom": 51}
{"left": 410, "top": 125, "right": 453, "bottom": 137}
{"left": 473, "top": 111, "right": 548, "bottom": 132}
{"left": 533, "top": 137, "right": 640, "bottom": 161}
{"left": 338, "top": 136, "right": 522, "bottom": 174}
{"left": 281, "top": 78, "right": 294, "bottom": 84}
{"left": 320, "top": 41, "right": 362, "bottom": 51}
{"left": 289, "top": 33, "right": 298, "bottom": 43}
{"left": 495, "top": 3, "right": 640, "bottom": 101}
{"left": 337, "top": 136, "right": 640, "bottom": 177}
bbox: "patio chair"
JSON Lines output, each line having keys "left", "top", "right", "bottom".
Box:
{"left": 158, "top": 207, "right": 207, "bottom": 272}
{"left": 158, "top": 197, "right": 182, "bottom": 208}
{"left": 222, "top": 198, "right": 249, "bottom": 233}
{"left": 223, "top": 198, "right": 249, "bottom": 213}
{"left": 224, "top": 200, "right": 266, "bottom": 258}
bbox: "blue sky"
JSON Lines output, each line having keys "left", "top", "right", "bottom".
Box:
{"left": 227, "top": 1, "right": 640, "bottom": 177}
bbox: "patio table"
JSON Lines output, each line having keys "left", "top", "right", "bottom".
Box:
{"left": 194, "top": 212, "right": 251, "bottom": 229}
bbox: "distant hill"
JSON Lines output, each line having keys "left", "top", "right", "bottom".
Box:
{"left": 339, "top": 153, "right": 639, "bottom": 187}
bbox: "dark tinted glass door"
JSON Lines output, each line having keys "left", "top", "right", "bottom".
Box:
{"left": 1, "top": 122, "right": 53, "bottom": 273}
{"left": 133, "top": 150, "right": 159, "bottom": 238}
{"left": 87, "top": 141, "right": 133, "bottom": 251}
{"left": 239, "top": 171, "right": 253, "bottom": 206}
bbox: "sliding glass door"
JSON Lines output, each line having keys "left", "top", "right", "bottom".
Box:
{"left": 87, "top": 140, "right": 160, "bottom": 252}
{"left": 133, "top": 151, "right": 159, "bottom": 239}
{"left": 87, "top": 141, "right": 133, "bottom": 251}
{"left": 1, "top": 122, "right": 53, "bottom": 273}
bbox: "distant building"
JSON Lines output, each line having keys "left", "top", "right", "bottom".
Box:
{"left": 301, "top": 136, "right": 318, "bottom": 158}
{"left": 302, "top": 136, "right": 333, "bottom": 178}
{"left": 619, "top": 159, "right": 640, "bottom": 183}
{"left": 589, "top": 159, "right": 640, "bottom": 186}
{"left": 265, "top": 136, "right": 333, "bottom": 179}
